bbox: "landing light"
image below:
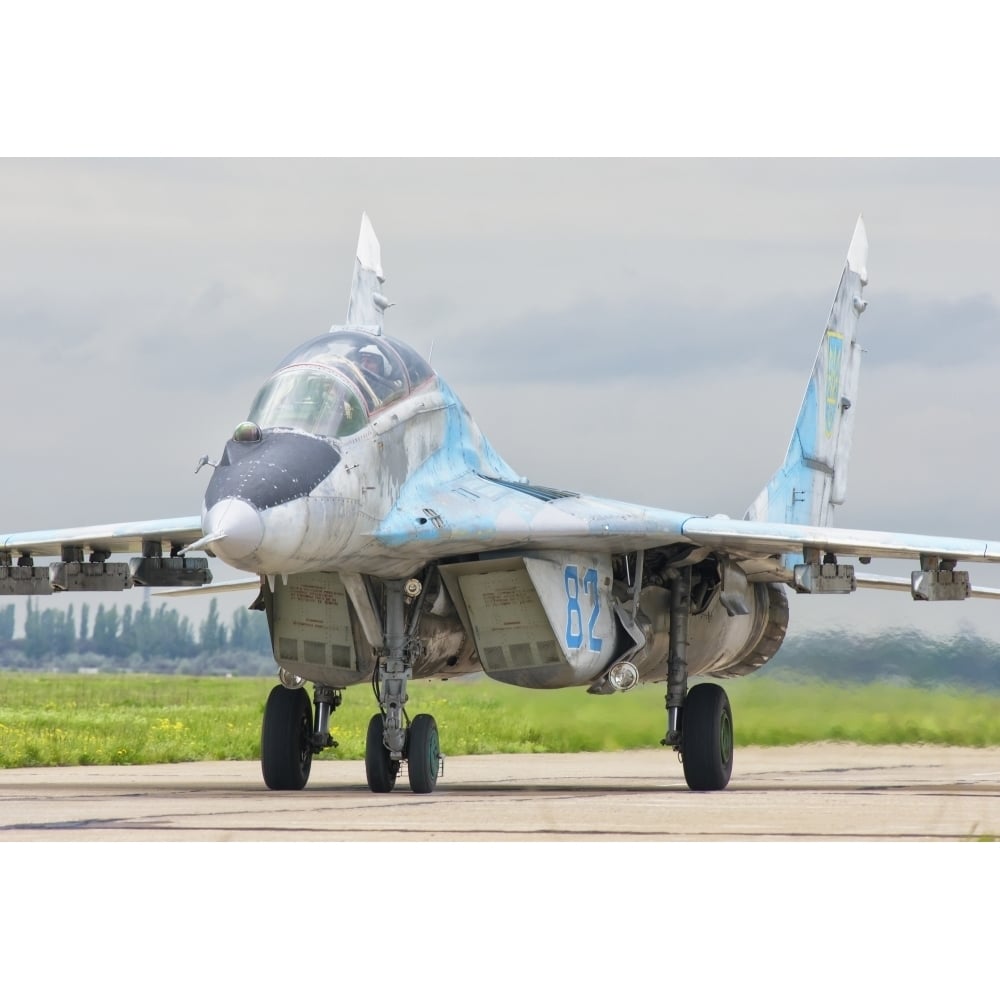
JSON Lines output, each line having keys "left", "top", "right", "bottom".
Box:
{"left": 607, "top": 661, "right": 639, "bottom": 692}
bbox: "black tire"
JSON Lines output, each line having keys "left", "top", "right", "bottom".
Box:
{"left": 681, "top": 683, "right": 734, "bottom": 791}
{"left": 365, "top": 713, "right": 399, "bottom": 793}
{"left": 261, "top": 685, "right": 313, "bottom": 791}
{"left": 407, "top": 714, "right": 440, "bottom": 794}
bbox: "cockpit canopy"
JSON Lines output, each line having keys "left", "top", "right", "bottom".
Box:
{"left": 246, "top": 331, "right": 434, "bottom": 439}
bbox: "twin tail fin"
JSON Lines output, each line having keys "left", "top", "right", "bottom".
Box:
{"left": 745, "top": 215, "right": 869, "bottom": 529}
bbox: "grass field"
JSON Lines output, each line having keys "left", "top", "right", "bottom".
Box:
{"left": 3, "top": 671, "right": 1000, "bottom": 768}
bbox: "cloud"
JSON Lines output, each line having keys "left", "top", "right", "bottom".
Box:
{"left": 431, "top": 288, "right": 1000, "bottom": 387}
{"left": 865, "top": 292, "right": 1000, "bottom": 367}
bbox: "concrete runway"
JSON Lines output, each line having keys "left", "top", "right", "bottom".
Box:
{"left": 2, "top": 744, "right": 1000, "bottom": 841}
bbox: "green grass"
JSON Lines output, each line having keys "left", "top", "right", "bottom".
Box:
{"left": 2, "top": 671, "right": 1000, "bottom": 768}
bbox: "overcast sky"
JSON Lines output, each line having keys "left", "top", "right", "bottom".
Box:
{"left": 3, "top": 158, "right": 1000, "bottom": 640}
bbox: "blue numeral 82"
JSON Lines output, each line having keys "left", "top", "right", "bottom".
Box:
{"left": 565, "top": 565, "right": 603, "bottom": 652}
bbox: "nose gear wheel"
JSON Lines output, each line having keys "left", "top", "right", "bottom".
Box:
{"left": 407, "top": 714, "right": 441, "bottom": 794}
{"left": 365, "top": 713, "right": 401, "bottom": 792}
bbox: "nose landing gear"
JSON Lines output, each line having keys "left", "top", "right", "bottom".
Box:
{"left": 364, "top": 578, "right": 443, "bottom": 794}
{"left": 364, "top": 711, "right": 441, "bottom": 794}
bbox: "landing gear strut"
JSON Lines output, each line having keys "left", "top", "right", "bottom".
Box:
{"left": 364, "top": 578, "right": 442, "bottom": 794}
{"left": 662, "top": 565, "right": 734, "bottom": 791}
{"left": 261, "top": 682, "right": 341, "bottom": 791}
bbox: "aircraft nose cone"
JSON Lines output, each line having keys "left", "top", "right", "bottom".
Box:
{"left": 203, "top": 498, "right": 264, "bottom": 562}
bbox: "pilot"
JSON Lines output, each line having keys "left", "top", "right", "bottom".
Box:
{"left": 358, "top": 344, "right": 391, "bottom": 379}
{"left": 355, "top": 344, "right": 402, "bottom": 402}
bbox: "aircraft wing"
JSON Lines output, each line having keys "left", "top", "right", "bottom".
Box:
{"left": 0, "top": 516, "right": 203, "bottom": 557}
{"left": 679, "top": 517, "right": 1000, "bottom": 563}
{"left": 679, "top": 516, "right": 1000, "bottom": 595}
{"left": 376, "top": 472, "right": 1000, "bottom": 562}
{"left": 0, "top": 515, "right": 207, "bottom": 593}
{"left": 374, "top": 470, "right": 1000, "bottom": 597}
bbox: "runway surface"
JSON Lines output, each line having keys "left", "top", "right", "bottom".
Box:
{"left": 3, "top": 744, "right": 1000, "bottom": 841}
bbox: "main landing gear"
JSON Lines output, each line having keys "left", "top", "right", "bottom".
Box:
{"left": 663, "top": 566, "right": 735, "bottom": 791}
{"left": 261, "top": 675, "right": 340, "bottom": 791}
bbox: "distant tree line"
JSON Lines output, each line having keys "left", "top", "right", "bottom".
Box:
{"left": 766, "top": 628, "right": 1000, "bottom": 691}
{"left": 4, "top": 597, "right": 1000, "bottom": 688}
{"left": 0, "top": 599, "right": 274, "bottom": 675}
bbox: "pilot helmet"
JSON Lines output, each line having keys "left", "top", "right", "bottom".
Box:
{"left": 358, "top": 344, "right": 391, "bottom": 377}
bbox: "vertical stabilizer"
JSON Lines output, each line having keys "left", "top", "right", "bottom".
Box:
{"left": 343, "top": 212, "right": 391, "bottom": 334}
{"left": 745, "top": 215, "right": 869, "bottom": 528}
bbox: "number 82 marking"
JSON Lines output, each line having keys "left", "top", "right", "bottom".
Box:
{"left": 565, "top": 565, "right": 603, "bottom": 652}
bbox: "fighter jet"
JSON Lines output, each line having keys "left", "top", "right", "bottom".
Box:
{"left": 4, "top": 213, "right": 1000, "bottom": 793}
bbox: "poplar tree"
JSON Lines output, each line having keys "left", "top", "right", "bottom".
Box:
{"left": 0, "top": 604, "right": 14, "bottom": 642}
